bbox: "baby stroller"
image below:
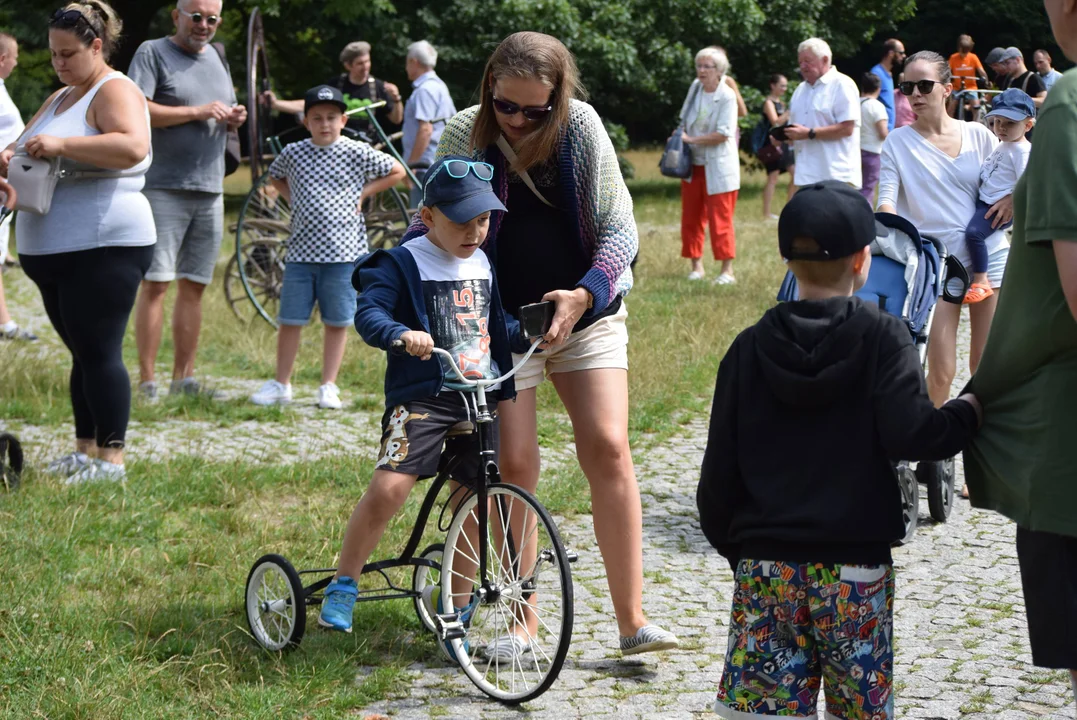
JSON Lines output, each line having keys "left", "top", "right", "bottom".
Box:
{"left": 777, "top": 212, "right": 970, "bottom": 544}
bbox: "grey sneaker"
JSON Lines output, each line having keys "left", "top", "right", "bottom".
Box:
{"left": 0, "top": 324, "right": 37, "bottom": 341}
{"left": 139, "top": 381, "right": 158, "bottom": 402}
{"left": 66, "top": 459, "right": 126, "bottom": 485}
{"left": 169, "top": 377, "right": 218, "bottom": 398}
{"left": 46, "top": 452, "right": 92, "bottom": 477}
{"left": 620, "top": 625, "right": 679, "bottom": 656}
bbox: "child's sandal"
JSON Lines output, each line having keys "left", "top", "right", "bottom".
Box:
{"left": 963, "top": 283, "right": 994, "bottom": 304}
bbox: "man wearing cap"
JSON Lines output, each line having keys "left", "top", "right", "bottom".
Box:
{"left": 402, "top": 40, "right": 456, "bottom": 208}
{"left": 700, "top": 182, "right": 981, "bottom": 720}
{"left": 128, "top": 0, "right": 247, "bottom": 400}
{"left": 786, "top": 38, "right": 863, "bottom": 189}
{"left": 320, "top": 157, "right": 517, "bottom": 638}
{"left": 250, "top": 84, "right": 405, "bottom": 409}
{"left": 988, "top": 47, "right": 1048, "bottom": 109}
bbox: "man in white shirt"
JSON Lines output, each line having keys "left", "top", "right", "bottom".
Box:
{"left": 1033, "top": 49, "right": 1064, "bottom": 92}
{"left": 0, "top": 33, "right": 24, "bottom": 267}
{"left": 786, "top": 37, "right": 862, "bottom": 189}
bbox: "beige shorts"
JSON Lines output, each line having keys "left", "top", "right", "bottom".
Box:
{"left": 512, "top": 300, "right": 629, "bottom": 392}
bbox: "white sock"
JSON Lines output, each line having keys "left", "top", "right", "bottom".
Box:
{"left": 0, "top": 320, "right": 17, "bottom": 333}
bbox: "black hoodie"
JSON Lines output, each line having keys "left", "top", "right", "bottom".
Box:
{"left": 696, "top": 296, "right": 978, "bottom": 569}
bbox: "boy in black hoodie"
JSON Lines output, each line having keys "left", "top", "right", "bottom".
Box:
{"left": 698, "top": 182, "right": 981, "bottom": 720}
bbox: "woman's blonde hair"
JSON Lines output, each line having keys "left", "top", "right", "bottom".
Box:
{"left": 54, "top": 1, "right": 122, "bottom": 61}
{"left": 471, "top": 32, "right": 587, "bottom": 173}
{"left": 695, "top": 47, "right": 729, "bottom": 77}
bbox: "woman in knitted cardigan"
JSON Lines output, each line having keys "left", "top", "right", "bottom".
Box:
{"left": 401, "top": 31, "right": 678, "bottom": 657}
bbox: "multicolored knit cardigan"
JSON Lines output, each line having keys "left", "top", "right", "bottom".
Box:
{"left": 400, "top": 99, "right": 638, "bottom": 315}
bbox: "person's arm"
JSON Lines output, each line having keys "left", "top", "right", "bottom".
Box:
{"left": 354, "top": 260, "right": 414, "bottom": 349}
{"left": 360, "top": 159, "right": 407, "bottom": 204}
{"left": 24, "top": 80, "right": 149, "bottom": 169}
{"left": 383, "top": 82, "right": 404, "bottom": 125}
{"left": 876, "top": 137, "right": 900, "bottom": 213}
{"left": 875, "top": 118, "right": 890, "bottom": 141}
{"left": 262, "top": 92, "right": 304, "bottom": 117}
{"left": 785, "top": 120, "right": 856, "bottom": 141}
{"left": 145, "top": 99, "right": 232, "bottom": 129}
{"left": 0, "top": 177, "right": 15, "bottom": 209}
{"left": 407, "top": 122, "right": 433, "bottom": 165}
{"left": 269, "top": 177, "right": 290, "bottom": 204}
{"left": 874, "top": 329, "right": 980, "bottom": 461}
{"left": 1054, "top": 242, "right": 1077, "bottom": 321}
{"left": 696, "top": 344, "right": 745, "bottom": 570}
{"left": 762, "top": 98, "right": 780, "bottom": 126}
{"left": 724, "top": 75, "right": 748, "bottom": 118}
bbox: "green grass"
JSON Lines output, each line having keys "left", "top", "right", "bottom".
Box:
{"left": 0, "top": 150, "right": 793, "bottom": 716}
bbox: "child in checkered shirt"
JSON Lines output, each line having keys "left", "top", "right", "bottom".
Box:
{"left": 250, "top": 84, "right": 405, "bottom": 409}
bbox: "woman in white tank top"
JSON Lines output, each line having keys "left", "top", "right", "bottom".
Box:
{"left": 0, "top": 2, "right": 156, "bottom": 483}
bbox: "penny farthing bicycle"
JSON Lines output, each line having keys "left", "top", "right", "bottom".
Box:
{"left": 224, "top": 8, "right": 420, "bottom": 328}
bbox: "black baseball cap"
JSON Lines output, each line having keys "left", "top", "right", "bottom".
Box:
{"left": 779, "top": 181, "right": 888, "bottom": 261}
{"left": 304, "top": 84, "right": 347, "bottom": 114}
{"left": 422, "top": 155, "right": 507, "bottom": 222}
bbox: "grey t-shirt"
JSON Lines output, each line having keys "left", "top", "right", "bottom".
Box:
{"left": 128, "top": 38, "right": 236, "bottom": 193}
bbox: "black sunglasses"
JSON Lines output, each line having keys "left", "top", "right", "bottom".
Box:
{"left": 178, "top": 8, "right": 220, "bottom": 26}
{"left": 898, "top": 79, "right": 946, "bottom": 96}
{"left": 50, "top": 9, "right": 98, "bottom": 38}
{"left": 492, "top": 96, "right": 553, "bottom": 121}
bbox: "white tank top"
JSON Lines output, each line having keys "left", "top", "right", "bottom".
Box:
{"left": 15, "top": 71, "right": 157, "bottom": 256}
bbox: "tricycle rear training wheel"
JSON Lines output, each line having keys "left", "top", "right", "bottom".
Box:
{"left": 246, "top": 554, "right": 306, "bottom": 651}
{"left": 412, "top": 543, "right": 444, "bottom": 633}
{"left": 921, "top": 458, "right": 956, "bottom": 523}
{"left": 896, "top": 463, "right": 918, "bottom": 546}
{"left": 441, "top": 484, "right": 573, "bottom": 704}
{"left": 0, "top": 433, "right": 23, "bottom": 491}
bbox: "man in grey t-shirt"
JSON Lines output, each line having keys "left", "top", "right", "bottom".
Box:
{"left": 128, "top": 0, "right": 246, "bottom": 399}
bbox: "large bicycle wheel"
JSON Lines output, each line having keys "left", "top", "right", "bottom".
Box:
{"left": 226, "top": 172, "right": 290, "bottom": 327}
{"left": 441, "top": 484, "right": 573, "bottom": 704}
{"left": 363, "top": 186, "right": 411, "bottom": 251}
{"left": 246, "top": 8, "right": 271, "bottom": 184}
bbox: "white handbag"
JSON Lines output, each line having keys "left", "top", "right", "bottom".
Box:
{"left": 7, "top": 149, "right": 61, "bottom": 215}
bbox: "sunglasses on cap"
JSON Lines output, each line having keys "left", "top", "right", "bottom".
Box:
{"left": 178, "top": 8, "right": 220, "bottom": 26}
{"left": 50, "top": 8, "right": 98, "bottom": 38}
{"left": 431, "top": 159, "right": 495, "bottom": 183}
{"left": 898, "top": 79, "right": 946, "bottom": 96}
{"left": 492, "top": 96, "right": 554, "bottom": 121}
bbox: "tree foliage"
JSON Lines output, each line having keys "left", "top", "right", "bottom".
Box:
{"left": 1, "top": 0, "right": 1064, "bottom": 143}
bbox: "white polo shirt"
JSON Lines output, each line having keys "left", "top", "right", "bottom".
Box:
{"left": 789, "top": 66, "right": 862, "bottom": 188}
{"left": 0, "top": 78, "right": 24, "bottom": 149}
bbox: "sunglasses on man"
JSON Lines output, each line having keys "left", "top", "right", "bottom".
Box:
{"left": 178, "top": 8, "right": 220, "bottom": 26}
{"left": 492, "top": 96, "right": 554, "bottom": 122}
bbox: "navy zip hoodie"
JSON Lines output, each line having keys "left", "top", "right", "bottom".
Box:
{"left": 352, "top": 245, "right": 527, "bottom": 407}
{"left": 696, "top": 296, "right": 979, "bottom": 569}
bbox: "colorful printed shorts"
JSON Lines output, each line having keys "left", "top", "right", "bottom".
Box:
{"left": 714, "top": 559, "right": 895, "bottom": 720}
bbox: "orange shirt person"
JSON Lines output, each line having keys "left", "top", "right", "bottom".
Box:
{"left": 949, "top": 34, "right": 987, "bottom": 91}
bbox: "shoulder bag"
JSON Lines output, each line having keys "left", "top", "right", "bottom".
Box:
{"left": 659, "top": 81, "right": 701, "bottom": 179}
{"left": 211, "top": 42, "right": 242, "bottom": 176}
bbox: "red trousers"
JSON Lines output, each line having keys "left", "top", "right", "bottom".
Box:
{"left": 681, "top": 166, "right": 738, "bottom": 260}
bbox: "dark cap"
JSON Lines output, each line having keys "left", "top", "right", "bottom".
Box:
{"left": 986, "top": 87, "right": 1036, "bottom": 121}
{"left": 304, "top": 84, "right": 347, "bottom": 114}
{"left": 779, "top": 181, "right": 888, "bottom": 261}
{"left": 422, "top": 155, "right": 507, "bottom": 222}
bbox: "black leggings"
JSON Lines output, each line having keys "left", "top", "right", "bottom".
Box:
{"left": 20, "top": 245, "right": 154, "bottom": 449}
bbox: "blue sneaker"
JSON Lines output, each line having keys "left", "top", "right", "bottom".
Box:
{"left": 422, "top": 584, "right": 473, "bottom": 663}
{"left": 318, "top": 576, "right": 359, "bottom": 632}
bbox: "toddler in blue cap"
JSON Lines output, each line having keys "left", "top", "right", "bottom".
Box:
{"left": 963, "top": 87, "right": 1035, "bottom": 303}
{"left": 318, "top": 155, "right": 529, "bottom": 665}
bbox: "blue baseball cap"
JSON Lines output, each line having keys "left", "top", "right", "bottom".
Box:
{"left": 986, "top": 88, "right": 1036, "bottom": 122}
{"left": 422, "top": 155, "right": 507, "bottom": 223}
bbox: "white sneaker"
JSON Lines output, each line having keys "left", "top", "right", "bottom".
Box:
{"left": 66, "top": 459, "right": 126, "bottom": 485}
{"left": 251, "top": 380, "right": 292, "bottom": 406}
{"left": 46, "top": 452, "right": 92, "bottom": 477}
{"left": 317, "top": 382, "right": 343, "bottom": 410}
{"left": 714, "top": 274, "right": 737, "bottom": 286}
{"left": 687, "top": 270, "right": 704, "bottom": 281}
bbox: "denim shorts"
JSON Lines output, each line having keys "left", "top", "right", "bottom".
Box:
{"left": 278, "top": 262, "right": 357, "bottom": 327}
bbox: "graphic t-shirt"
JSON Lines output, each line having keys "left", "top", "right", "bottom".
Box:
{"left": 978, "top": 140, "right": 1031, "bottom": 205}
{"left": 268, "top": 137, "right": 395, "bottom": 263}
{"left": 404, "top": 236, "right": 500, "bottom": 389}
{"left": 949, "top": 52, "right": 984, "bottom": 92}
{"left": 327, "top": 75, "right": 397, "bottom": 137}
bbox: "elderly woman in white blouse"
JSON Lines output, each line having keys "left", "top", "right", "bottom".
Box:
{"left": 679, "top": 46, "right": 741, "bottom": 284}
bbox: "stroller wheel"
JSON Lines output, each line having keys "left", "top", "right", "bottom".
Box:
{"left": 0, "top": 433, "right": 23, "bottom": 491}
{"left": 920, "top": 458, "right": 956, "bottom": 523}
{"left": 894, "top": 463, "right": 918, "bottom": 546}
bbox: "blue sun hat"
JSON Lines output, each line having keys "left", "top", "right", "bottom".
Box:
{"left": 986, "top": 88, "right": 1036, "bottom": 122}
